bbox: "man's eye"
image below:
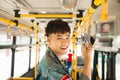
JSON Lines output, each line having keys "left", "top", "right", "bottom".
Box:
{"left": 66, "top": 37, "right": 71, "bottom": 39}
{"left": 57, "top": 37, "right": 62, "bottom": 40}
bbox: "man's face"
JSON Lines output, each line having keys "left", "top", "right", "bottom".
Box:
{"left": 48, "top": 32, "right": 71, "bottom": 57}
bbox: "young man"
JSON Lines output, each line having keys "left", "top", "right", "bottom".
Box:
{"left": 36, "top": 19, "right": 93, "bottom": 80}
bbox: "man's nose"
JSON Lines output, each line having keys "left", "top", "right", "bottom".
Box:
{"left": 61, "top": 38, "right": 70, "bottom": 44}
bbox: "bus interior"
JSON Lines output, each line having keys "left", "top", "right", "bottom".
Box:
{"left": 0, "top": 0, "right": 120, "bottom": 80}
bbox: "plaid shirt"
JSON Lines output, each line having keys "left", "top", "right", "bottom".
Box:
{"left": 36, "top": 47, "right": 89, "bottom": 80}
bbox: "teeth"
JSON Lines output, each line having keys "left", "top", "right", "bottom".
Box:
{"left": 61, "top": 47, "right": 67, "bottom": 48}
{"left": 61, "top": 47, "right": 68, "bottom": 49}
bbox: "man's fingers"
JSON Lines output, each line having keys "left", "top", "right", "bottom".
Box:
{"left": 82, "top": 43, "right": 86, "bottom": 47}
{"left": 82, "top": 42, "right": 93, "bottom": 49}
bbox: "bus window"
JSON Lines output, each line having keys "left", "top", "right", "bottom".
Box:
{"left": 16, "top": 36, "right": 30, "bottom": 45}
{"left": 32, "top": 37, "right": 36, "bottom": 44}
{"left": 0, "top": 34, "right": 13, "bottom": 45}
{"left": 0, "top": 49, "right": 12, "bottom": 80}
{"left": 39, "top": 44, "right": 46, "bottom": 61}
{"left": 30, "top": 46, "right": 36, "bottom": 69}
{"left": 14, "top": 47, "right": 29, "bottom": 77}
{"left": 30, "top": 44, "right": 46, "bottom": 69}
{"left": 116, "top": 54, "right": 120, "bottom": 80}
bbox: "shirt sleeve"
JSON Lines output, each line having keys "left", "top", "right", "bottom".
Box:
{"left": 79, "top": 73, "right": 90, "bottom": 80}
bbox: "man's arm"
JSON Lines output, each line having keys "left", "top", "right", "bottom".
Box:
{"left": 82, "top": 43, "right": 94, "bottom": 79}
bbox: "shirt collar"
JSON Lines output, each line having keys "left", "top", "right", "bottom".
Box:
{"left": 46, "top": 47, "right": 62, "bottom": 65}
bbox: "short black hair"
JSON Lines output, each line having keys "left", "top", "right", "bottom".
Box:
{"left": 45, "top": 19, "right": 71, "bottom": 36}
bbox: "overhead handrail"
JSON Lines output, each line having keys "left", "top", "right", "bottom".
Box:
{"left": 77, "top": 0, "right": 102, "bottom": 36}
{"left": 0, "top": 17, "right": 33, "bottom": 34}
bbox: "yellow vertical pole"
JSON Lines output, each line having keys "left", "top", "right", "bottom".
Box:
{"left": 75, "top": 22, "right": 79, "bottom": 80}
{"left": 72, "top": 28, "right": 75, "bottom": 79}
{"left": 72, "top": 21, "right": 79, "bottom": 80}
{"left": 72, "top": 30, "right": 76, "bottom": 80}
{"left": 34, "top": 23, "right": 39, "bottom": 78}
{"left": 101, "top": 0, "right": 108, "bottom": 20}
{"left": 83, "top": 22, "right": 86, "bottom": 33}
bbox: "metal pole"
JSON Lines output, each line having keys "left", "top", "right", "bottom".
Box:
{"left": 102, "top": 51, "right": 105, "bottom": 80}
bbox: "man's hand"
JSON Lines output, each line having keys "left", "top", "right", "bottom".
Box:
{"left": 82, "top": 43, "right": 93, "bottom": 60}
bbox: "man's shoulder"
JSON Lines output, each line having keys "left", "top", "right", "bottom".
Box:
{"left": 39, "top": 54, "right": 57, "bottom": 69}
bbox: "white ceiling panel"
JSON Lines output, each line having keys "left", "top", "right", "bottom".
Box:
{"left": 76, "top": 0, "right": 91, "bottom": 10}
{"left": 0, "top": 0, "right": 92, "bottom": 15}
{"left": 26, "top": 0, "right": 60, "bottom": 8}
{"left": 0, "top": 0, "right": 92, "bottom": 36}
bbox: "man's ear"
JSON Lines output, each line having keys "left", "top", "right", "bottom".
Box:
{"left": 47, "top": 37, "right": 50, "bottom": 43}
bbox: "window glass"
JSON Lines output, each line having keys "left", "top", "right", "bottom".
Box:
{"left": 32, "top": 37, "right": 36, "bottom": 44}
{"left": 30, "top": 46, "right": 36, "bottom": 68}
{"left": 116, "top": 53, "right": 120, "bottom": 80}
{"left": 16, "top": 36, "right": 30, "bottom": 45}
{"left": 0, "top": 34, "right": 13, "bottom": 45}
{"left": 30, "top": 44, "right": 46, "bottom": 69}
{"left": 39, "top": 45, "right": 46, "bottom": 61}
{"left": 97, "top": 52, "right": 107, "bottom": 79}
{"left": 0, "top": 49, "right": 12, "bottom": 80}
{"left": 14, "top": 47, "right": 29, "bottom": 77}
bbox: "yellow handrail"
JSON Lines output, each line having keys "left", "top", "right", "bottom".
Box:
{"left": 20, "top": 14, "right": 76, "bottom": 18}
{"left": 12, "top": 77, "right": 33, "bottom": 80}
